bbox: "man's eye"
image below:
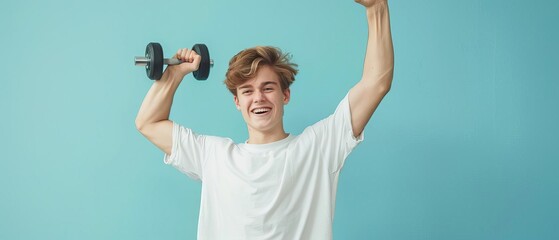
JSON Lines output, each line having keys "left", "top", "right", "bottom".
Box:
{"left": 243, "top": 90, "right": 252, "bottom": 94}
{"left": 264, "top": 88, "right": 274, "bottom": 91}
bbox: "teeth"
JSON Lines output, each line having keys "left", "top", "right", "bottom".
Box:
{"left": 252, "top": 108, "right": 270, "bottom": 114}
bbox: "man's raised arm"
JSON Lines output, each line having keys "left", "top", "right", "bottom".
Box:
{"left": 135, "top": 48, "right": 201, "bottom": 155}
{"left": 349, "top": 0, "right": 394, "bottom": 137}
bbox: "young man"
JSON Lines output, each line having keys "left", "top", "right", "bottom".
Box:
{"left": 135, "top": 0, "right": 393, "bottom": 239}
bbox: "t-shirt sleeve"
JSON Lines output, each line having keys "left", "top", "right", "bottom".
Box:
{"left": 309, "top": 93, "right": 364, "bottom": 173}
{"left": 163, "top": 122, "right": 206, "bottom": 181}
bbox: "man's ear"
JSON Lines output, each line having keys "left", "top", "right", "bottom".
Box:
{"left": 283, "top": 88, "right": 291, "bottom": 105}
{"left": 234, "top": 95, "right": 241, "bottom": 110}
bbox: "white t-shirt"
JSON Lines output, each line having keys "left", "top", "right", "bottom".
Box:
{"left": 163, "top": 94, "right": 363, "bottom": 240}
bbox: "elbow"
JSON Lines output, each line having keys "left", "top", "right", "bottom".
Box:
{"left": 370, "top": 68, "right": 394, "bottom": 94}
{"left": 135, "top": 119, "right": 145, "bottom": 132}
{"left": 375, "top": 83, "right": 391, "bottom": 98}
{"left": 380, "top": 67, "right": 394, "bottom": 94}
{"left": 362, "top": 66, "right": 394, "bottom": 93}
{"left": 380, "top": 83, "right": 391, "bottom": 95}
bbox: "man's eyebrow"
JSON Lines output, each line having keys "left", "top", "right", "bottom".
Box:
{"left": 238, "top": 81, "right": 278, "bottom": 89}
{"left": 261, "top": 81, "right": 278, "bottom": 87}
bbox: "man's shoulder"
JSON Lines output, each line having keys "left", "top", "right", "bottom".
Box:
{"left": 175, "top": 123, "right": 236, "bottom": 145}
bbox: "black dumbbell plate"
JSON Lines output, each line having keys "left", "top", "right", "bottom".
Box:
{"left": 146, "top": 42, "right": 164, "bottom": 80}
{"left": 192, "top": 44, "right": 210, "bottom": 80}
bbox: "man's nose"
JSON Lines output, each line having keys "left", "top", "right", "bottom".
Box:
{"left": 253, "top": 90, "right": 266, "bottom": 103}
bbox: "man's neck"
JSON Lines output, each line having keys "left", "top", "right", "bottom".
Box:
{"left": 246, "top": 128, "right": 289, "bottom": 144}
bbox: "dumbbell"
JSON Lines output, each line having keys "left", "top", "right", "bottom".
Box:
{"left": 134, "top": 42, "right": 214, "bottom": 80}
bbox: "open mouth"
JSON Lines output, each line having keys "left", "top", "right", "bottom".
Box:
{"left": 251, "top": 107, "right": 271, "bottom": 115}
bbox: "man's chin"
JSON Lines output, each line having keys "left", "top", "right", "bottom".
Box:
{"left": 248, "top": 122, "right": 276, "bottom": 132}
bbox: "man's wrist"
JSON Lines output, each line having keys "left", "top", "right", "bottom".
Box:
{"left": 161, "top": 68, "right": 186, "bottom": 83}
{"left": 365, "top": 0, "right": 388, "bottom": 15}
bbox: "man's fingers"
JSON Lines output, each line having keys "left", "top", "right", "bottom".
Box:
{"left": 191, "top": 55, "right": 201, "bottom": 70}
{"left": 187, "top": 50, "right": 194, "bottom": 62}
{"left": 183, "top": 49, "right": 191, "bottom": 61}
{"left": 188, "top": 50, "right": 200, "bottom": 63}
{"left": 174, "top": 48, "right": 200, "bottom": 67}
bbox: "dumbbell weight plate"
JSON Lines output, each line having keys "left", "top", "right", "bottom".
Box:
{"left": 192, "top": 44, "right": 210, "bottom": 80}
{"left": 146, "top": 42, "right": 164, "bottom": 80}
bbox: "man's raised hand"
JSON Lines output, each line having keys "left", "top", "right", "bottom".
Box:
{"left": 355, "top": 0, "right": 387, "bottom": 8}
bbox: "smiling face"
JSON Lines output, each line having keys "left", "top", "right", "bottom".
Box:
{"left": 234, "top": 65, "right": 290, "bottom": 137}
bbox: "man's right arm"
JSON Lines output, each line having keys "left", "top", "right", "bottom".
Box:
{"left": 135, "top": 48, "right": 202, "bottom": 155}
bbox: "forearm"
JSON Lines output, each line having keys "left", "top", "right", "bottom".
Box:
{"left": 135, "top": 69, "right": 183, "bottom": 129}
{"left": 361, "top": 1, "right": 394, "bottom": 89}
{"left": 347, "top": 0, "right": 394, "bottom": 136}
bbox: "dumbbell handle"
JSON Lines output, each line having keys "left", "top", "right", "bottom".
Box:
{"left": 134, "top": 57, "right": 214, "bottom": 67}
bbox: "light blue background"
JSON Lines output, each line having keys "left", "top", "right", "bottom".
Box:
{"left": 1, "top": 0, "right": 558, "bottom": 239}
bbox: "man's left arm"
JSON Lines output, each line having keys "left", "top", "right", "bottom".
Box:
{"left": 349, "top": 0, "right": 394, "bottom": 137}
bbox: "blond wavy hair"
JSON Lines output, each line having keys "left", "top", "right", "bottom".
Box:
{"left": 224, "top": 46, "right": 298, "bottom": 96}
